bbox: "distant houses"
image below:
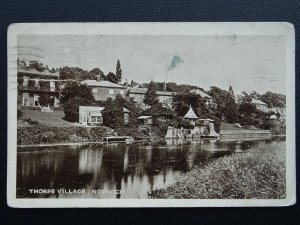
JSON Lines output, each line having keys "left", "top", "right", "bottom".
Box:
{"left": 127, "top": 87, "right": 175, "bottom": 110}
{"left": 251, "top": 99, "right": 268, "bottom": 111}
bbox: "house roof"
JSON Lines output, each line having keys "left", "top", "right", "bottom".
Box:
{"left": 189, "top": 89, "right": 212, "bottom": 99}
{"left": 137, "top": 116, "right": 152, "bottom": 119}
{"left": 127, "top": 87, "right": 176, "bottom": 96}
{"left": 184, "top": 106, "right": 198, "bottom": 119}
{"left": 79, "top": 106, "right": 105, "bottom": 111}
{"left": 18, "top": 67, "right": 59, "bottom": 77}
{"left": 81, "top": 80, "right": 126, "bottom": 89}
{"left": 251, "top": 99, "right": 267, "bottom": 105}
{"left": 198, "top": 118, "right": 214, "bottom": 122}
{"left": 123, "top": 107, "right": 130, "bottom": 113}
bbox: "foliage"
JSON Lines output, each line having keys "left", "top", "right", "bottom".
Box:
{"left": 60, "top": 81, "right": 95, "bottom": 105}
{"left": 149, "top": 142, "right": 286, "bottom": 199}
{"left": 38, "top": 93, "right": 51, "bottom": 106}
{"left": 27, "top": 80, "right": 37, "bottom": 90}
{"left": 63, "top": 97, "right": 93, "bottom": 122}
{"left": 106, "top": 72, "right": 118, "bottom": 84}
{"left": 143, "top": 81, "right": 160, "bottom": 107}
{"left": 223, "top": 86, "right": 238, "bottom": 123}
{"left": 17, "top": 126, "right": 91, "bottom": 145}
{"left": 39, "top": 81, "right": 50, "bottom": 91}
{"left": 143, "top": 104, "right": 174, "bottom": 118}
{"left": 142, "top": 82, "right": 198, "bottom": 93}
{"left": 101, "top": 95, "right": 126, "bottom": 128}
{"left": 17, "top": 109, "right": 23, "bottom": 120}
{"left": 260, "top": 91, "right": 286, "bottom": 108}
{"left": 172, "top": 92, "right": 208, "bottom": 117}
{"left": 28, "top": 60, "right": 46, "bottom": 72}
{"left": 60, "top": 66, "right": 96, "bottom": 81}
{"left": 116, "top": 59, "right": 122, "bottom": 83}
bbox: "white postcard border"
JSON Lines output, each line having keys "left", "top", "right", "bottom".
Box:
{"left": 7, "top": 22, "right": 296, "bottom": 208}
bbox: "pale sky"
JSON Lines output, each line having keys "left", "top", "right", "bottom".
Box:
{"left": 18, "top": 34, "right": 286, "bottom": 94}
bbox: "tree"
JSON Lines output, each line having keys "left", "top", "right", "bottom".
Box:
{"left": 28, "top": 60, "right": 45, "bottom": 72}
{"left": 223, "top": 86, "right": 237, "bottom": 123}
{"left": 90, "top": 68, "right": 105, "bottom": 80}
{"left": 143, "top": 81, "right": 159, "bottom": 107}
{"left": 60, "top": 82, "right": 95, "bottom": 122}
{"left": 260, "top": 91, "right": 286, "bottom": 108}
{"left": 228, "top": 85, "right": 235, "bottom": 101}
{"left": 101, "top": 94, "right": 125, "bottom": 128}
{"left": 60, "top": 66, "right": 95, "bottom": 81}
{"left": 106, "top": 72, "right": 118, "bottom": 84}
{"left": 63, "top": 97, "right": 92, "bottom": 122}
{"left": 116, "top": 59, "right": 122, "bottom": 83}
{"left": 60, "top": 81, "right": 95, "bottom": 105}
{"left": 172, "top": 92, "right": 207, "bottom": 117}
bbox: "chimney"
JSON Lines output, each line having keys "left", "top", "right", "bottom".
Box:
{"left": 95, "top": 75, "right": 101, "bottom": 82}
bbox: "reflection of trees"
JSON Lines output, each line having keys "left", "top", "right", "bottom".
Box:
{"left": 17, "top": 140, "right": 270, "bottom": 199}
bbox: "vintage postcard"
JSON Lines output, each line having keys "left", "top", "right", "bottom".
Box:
{"left": 7, "top": 22, "right": 295, "bottom": 207}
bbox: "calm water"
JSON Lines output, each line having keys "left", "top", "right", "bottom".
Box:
{"left": 17, "top": 137, "right": 285, "bottom": 199}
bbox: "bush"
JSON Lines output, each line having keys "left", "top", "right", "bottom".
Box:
{"left": 149, "top": 142, "right": 286, "bottom": 199}
{"left": 17, "top": 109, "right": 23, "bottom": 120}
{"left": 17, "top": 126, "right": 91, "bottom": 145}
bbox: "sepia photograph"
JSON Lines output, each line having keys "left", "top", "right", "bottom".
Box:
{"left": 7, "top": 23, "right": 295, "bottom": 207}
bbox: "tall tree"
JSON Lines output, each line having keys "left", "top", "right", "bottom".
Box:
{"left": 116, "top": 59, "right": 122, "bottom": 83}
{"left": 223, "top": 86, "right": 237, "bottom": 123}
{"left": 143, "top": 81, "right": 159, "bottom": 107}
{"left": 60, "top": 81, "right": 95, "bottom": 122}
{"left": 228, "top": 85, "right": 235, "bottom": 101}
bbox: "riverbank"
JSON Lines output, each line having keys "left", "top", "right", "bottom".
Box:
{"left": 149, "top": 142, "right": 286, "bottom": 199}
{"left": 17, "top": 125, "right": 162, "bottom": 145}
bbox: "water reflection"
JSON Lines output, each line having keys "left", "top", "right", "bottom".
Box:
{"left": 17, "top": 137, "right": 285, "bottom": 199}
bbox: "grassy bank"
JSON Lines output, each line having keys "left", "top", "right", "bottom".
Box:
{"left": 17, "top": 125, "right": 155, "bottom": 145}
{"left": 149, "top": 142, "right": 286, "bottom": 199}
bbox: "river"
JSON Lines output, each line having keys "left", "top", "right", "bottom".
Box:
{"left": 17, "top": 137, "right": 285, "bottom": 199}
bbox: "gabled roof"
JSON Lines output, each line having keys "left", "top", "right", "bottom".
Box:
{"left": 81, "top": 80, "right": 126, "bottom": 89}
{"left": 184, "top": 106, "right": 198, "bottom": 119}
{"left": 189, "top": 89, "right": 212, "bottom": 99}
{"left": 18, "top": 67, "right": 59, "bottom": 77}
{"left": 251, "top": 99, "right": 267, "bottom": 105}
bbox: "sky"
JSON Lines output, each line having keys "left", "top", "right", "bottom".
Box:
{"left": 17, "top": 34, "right": 286, "bottom": 94}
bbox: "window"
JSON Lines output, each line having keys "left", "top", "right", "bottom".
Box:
{"left": 109, "top": 89, "right": 114, "bottom": 95}
{"left": 120, "top": 90, "right": 124, "bottom": 95}
{"left": 92, "top": 88, "right": 97, "bottom": 94}
{"left": 91, "top": 116, "right": 102, "bottom": 123}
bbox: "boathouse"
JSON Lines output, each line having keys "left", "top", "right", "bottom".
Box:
{"left": 137, "top": 116, "right": 153, "bottom": 125}
{"left": 184, "top": 106, "right": 198, "bottom": 126}
{"left": 79, "top": 106, "right": 105, "bottom": 126}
